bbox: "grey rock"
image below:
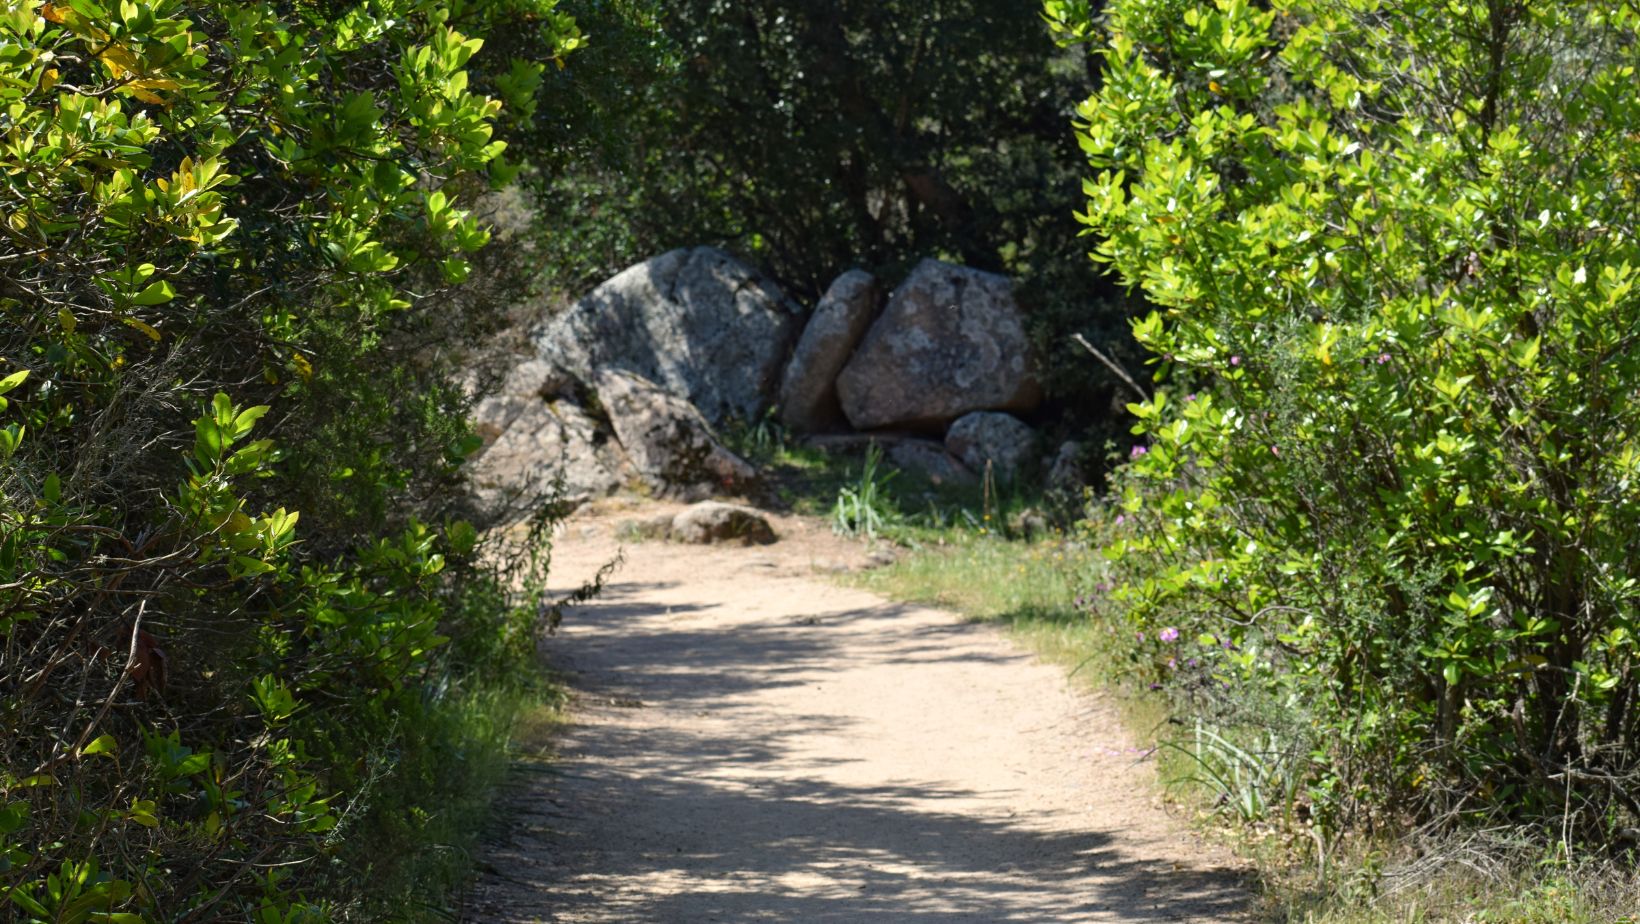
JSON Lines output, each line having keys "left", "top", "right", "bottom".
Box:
{"left": 617, "top": 513, "right": 678, "bottom": 542}
{"left": 885, "top": 439, "right": 977, "bottom": 487}
{"left": 471, "top": 360, "right": 576, "bottom": 442}
{"left": 670, "top": 501, "right": 777, "bottom": 546}
{"left": 471, "top": 393, "right": 533, "bottom": 443}
{"left": 534, "top": 247, "right": 806, "bottom": 425}
{"left": 595, "top": 369, "right": 758, "bottom": 500}
{"left": 500, "top": 358, "right": 574, "bottom": 400}
{"left": 469, "top": 400, "right": 626, "bottom": 523}
{"left": 1009, "top": 509, "right": 1051, "bottom": 540}
{"left": 778, "top": 270, "right": 880, "bottom": 432}
{"left": 836, "top": 259, "right": 1041, "bottom": 430}
{"left": 944, "top": 411, "right": 1039, "bottom": 483}
{"left": 864, "top": 547, "right": 900, "bottom": 569}
{"left": 1046, "top": 440, "right": 1087, "bottom": 492}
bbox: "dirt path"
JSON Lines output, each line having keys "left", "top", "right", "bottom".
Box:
{"left": 467, "top": 504, "right": 1249, "bottom": 922}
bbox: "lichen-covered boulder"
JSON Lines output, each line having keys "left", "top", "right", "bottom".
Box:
{"left": 533, "top": 247, "right": 806, "bottom": 425}
{"left": 835, "top": 259, "right": 1040, "bottom": 430}
{"left": 944, "top": 411, "right": 1039, "bottom": 483}
{"left": 468, "top": 400, "right": 626, "bottom": 523}
{"left": 778, "top": 269, "right": 880, "bottom": 432}
{"left": 470, "top": 359, "right": 577, "bottom": 443}
{"left": 595, "top": 369, "right": 758, "bottom": 500}
{"left": 669, "top": 502, "right": 777, "bottom": 545}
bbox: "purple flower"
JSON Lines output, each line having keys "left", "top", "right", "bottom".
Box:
{"left": 1270, "top": 445, "right": 1280, "bottom": 457}
{"left": 1167, "top": 658, "right": 1177, "bottom": 670}
{"left": 1229, "top": 355, "right": 1241, "bottom": 367}
{"left": 1114, "top": 514, "right": 1126, "bottom": 526}
{"left": 1159, "top": 627, "right": 1180, "bottom": 643}
{"left": 1130, "top": 444, "right": 1148, "bottom": 460}
{"left": 1186, "top": 393, "right": 1197, "bottom": 401}
{"left": 1377, "top": 352, "right": 1391, "bottom": 364}
{"left": 1187, "top": 658, "right": 1199, "bottom": 668}
{"left": 1136, "top": 631, "right": 1146, "bottom": 643}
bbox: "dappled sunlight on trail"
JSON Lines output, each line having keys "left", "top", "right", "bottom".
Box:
{"left": 468, "top": 511, "right": 1247, "bottom": 922}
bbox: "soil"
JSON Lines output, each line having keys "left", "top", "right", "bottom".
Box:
{"left": 466, "top": 499, "right": 1250, "bottom": 922}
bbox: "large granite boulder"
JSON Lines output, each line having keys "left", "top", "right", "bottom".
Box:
{"left": 470, "top": 358, "right": 576, "bottom": 443}
{"left": 499, "top": 358, "right": 574, "bottom": 402}
{"left": 595, "top": 369, "right": 758, "bottom": 500}
{"left": 944, "top": 411, "right": 1039, "bottom": 483}
{"left": 468, "top": 400, "right": 626, "bottom": 523}
{"left": 778, "top": 270, "right": 880, "bottom": 433}
{"left": 533, "top": 247, "right": 806, "bottom": 425}
{"left": 835, "top": 259, "right": 1040, "bottom": 430}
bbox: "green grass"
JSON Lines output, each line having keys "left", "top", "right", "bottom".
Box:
{"left": 334, "top": 673, "right": 569, "bottom": 922}
{"left": 1277, "top": 855, "right": 1640, "bottom": 923}
{"left": 848, "top": 530, "right": 1080, "bottom": 624}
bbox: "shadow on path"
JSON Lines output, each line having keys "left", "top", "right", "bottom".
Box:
{"left": 470, "top": 544, "right": 1250, "bottom": 923}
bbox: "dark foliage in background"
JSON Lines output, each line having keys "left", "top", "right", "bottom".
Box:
{"left": 520, "top": 0, "right": 1145, "bottom": 456}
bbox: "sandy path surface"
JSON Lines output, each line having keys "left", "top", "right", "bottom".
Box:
{"left": 467, "top": 504, "right": 1248, "bottom": 922}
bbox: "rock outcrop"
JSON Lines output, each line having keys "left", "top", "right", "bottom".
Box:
{"left": 669, "top": 501, "right": 777, "bottom": 545}
{"left": 944, "top": 411, "right": 1039, "bottom": 483}
{"left": 596, "top": 369, "right": 758, "bottom": 500}
{"left": 533, "top": 247, "right": 805, "bottom": 425}
{"left": 469, "top": 400, "right": 626, "bottom": 522}
{"left": 835, "top": 259, "right": 1040, "bottom": 430}
{"left": 471, "top": 358, "right": 576, "bottom": 443}
{"left": 778, "top": 270, "right": 880, "bottom": 433}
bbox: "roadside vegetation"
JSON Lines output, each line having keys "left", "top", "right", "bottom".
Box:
{"left": 0, "top": 2, "right": 585, "bottom": 920}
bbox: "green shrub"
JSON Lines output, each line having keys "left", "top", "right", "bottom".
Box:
{"left": 0, "top": 1, "right": 582, "bottom": 919}
{"left": 1052, "top": 0, "right": 1640, "bottom": 842}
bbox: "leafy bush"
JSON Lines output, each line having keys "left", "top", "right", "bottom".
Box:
{"left": 0, "top": 0, "right": 581, "bottom": 919}
{"left": 1052, "top": 0, "right": 1640, "bottom": 842}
